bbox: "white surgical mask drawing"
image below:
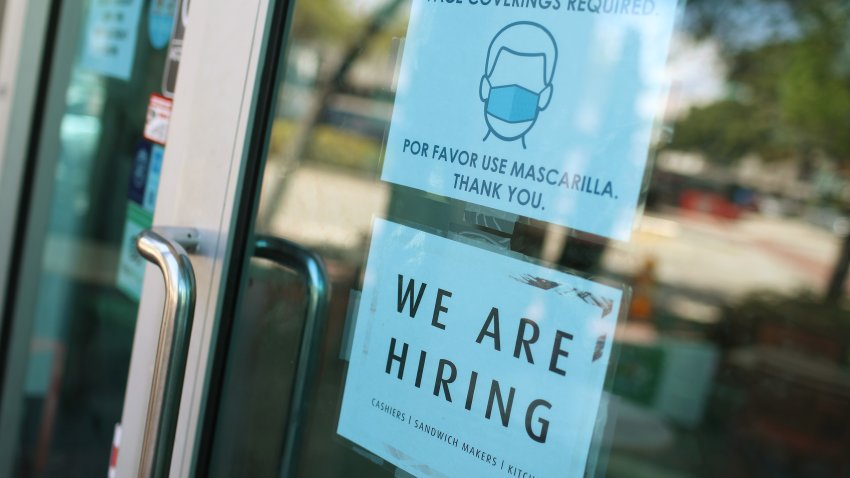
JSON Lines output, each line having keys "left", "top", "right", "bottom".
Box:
{"left": 480, "top": 22, "right": 557, "bottom": 149}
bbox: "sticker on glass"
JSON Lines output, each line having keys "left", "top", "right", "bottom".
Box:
{"left": 338, "top": 218, "right": 622, "bottom": 477}
{"left": 116, "top": 202, "right": 152, "bottom": 301}
{"left": 144, "top": 94, "right": 172, "bottom": 145}
{"left": 381, "top": 1, "right": 678, "bottom": 241}
{"left": 162, "top": 0, "right": 189, "bottom": 98}
{"left": 148, "top": 0, "right": 177, "bottom": 50}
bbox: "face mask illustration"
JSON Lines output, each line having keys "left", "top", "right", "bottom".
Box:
{"left": 483, "top": 78, "right": 553, "bottom": 124}
{"left": 480, "top": 22, "right": 558, "bottom": 149}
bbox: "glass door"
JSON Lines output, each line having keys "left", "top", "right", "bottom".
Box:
{"left": 200, "top": 0, "right": 623, "bottom": 475}
{"left": 0, "top": 1, "right": 276, "bottom": 477}
{"left": 4, "top": 0, "right": 844, "bottom": 476}
{"left": 0, "top": 0, "right": 181, "bottom": 476}
{"left": 111, "top": 1, "right": 282, "bottom": 476}
{"left": 193, "top": 0, "right": 850, "bottom": 477}
{"left": 199, "top": 0, "right": 633, "bottom": 475}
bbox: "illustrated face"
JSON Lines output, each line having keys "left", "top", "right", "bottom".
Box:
{"left": 482, "top": 50, "right": 552, "bottom": 141}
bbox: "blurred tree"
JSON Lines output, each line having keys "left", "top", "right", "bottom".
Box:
{"left": 780, "top": 34, "right": 850, "bottom": 161}
{"left": 257, "top": 0, "right": 406, "bottom": 228}
{"left": 290, "top": 0, "right": 356, "bottom": 42}
{"left": 668, "top": 99, "right": 781, "bottom": 164}
{"left": 667, "top": 0, "right": 850, "bottom": 302}
{"left": 672, "top": 0, "right": 849, "bottom": 158}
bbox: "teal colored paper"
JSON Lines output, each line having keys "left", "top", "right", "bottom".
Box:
{"left": 143, "top": 144, "right": 164, "bottom": 212}
{"left": 381, "top": 1, "right": 678, "bottom": 241}
{"left": 337, "top": 218, "right": 621, "bottom": 477}
{"left": 148, "top": 0, "right": 177, "bottom": 49}
{"left": 80, "top": 0, "right": 144, "bottom": 80}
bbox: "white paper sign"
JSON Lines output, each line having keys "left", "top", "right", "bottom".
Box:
{"left": 338, "top": 218, "right": 621, "bottom": 477}
{"left": 143, "top": 95, "right": 172, "bottom": 145}
{"left": 381, "top": 1, "right": 678, "bottom": 240}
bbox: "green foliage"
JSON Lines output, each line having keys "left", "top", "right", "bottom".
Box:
{"left": 668, "top": 0, "right": 850, "bottom": 164}
{"left": 779, "top": 37, "right": 850, "bottom": 159}
{"left": 732, "top": 290, "right": 850, "bottom": 332}
{"left": 721, "top": 290, "right": 850, "bottom": 361}
{"left": 669, "top": 101, "right": 777, "bottom": 163}
{"left": 290, "top": 0, "right": 356, "bottom": 42}
{"left": 288, "top": 0, "right": 409, "bottom": 46}
{"left": 270, "top": 120, "right": 381, "bottom": 172}
{"left": 308, "top": 125, "right": 381, "bottom": 171}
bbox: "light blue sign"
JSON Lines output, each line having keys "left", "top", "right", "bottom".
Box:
{"left": 381, "top": 1, "right": 678, "bottom": 241}
{"left": 148, "top": 0, "right": 177, "bottom": 50}
{"left": 80, "top": 0, "right": 144, "bottom": 80}
{"left": 143, "top": 144, "right": 164, "bottom": 212}
{"left": 338, "top": 218, "right": 621, "bottom": 477}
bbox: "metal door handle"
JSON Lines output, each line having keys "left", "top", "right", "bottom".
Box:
{"left": 253, "top": 236, "right": 330, "bottom": 478}
{"left": 135, "top": 227, "right": 199, "bottom": 478}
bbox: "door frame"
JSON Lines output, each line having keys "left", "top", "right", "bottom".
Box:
{"left": 0, "top": 0, "right": 53, "bottom": 325}
{"left": 115, "top": 0, "right": 286, "bottom": 476}
{"left": 0, "top": 0, "right": 293, "bottom": 475}
{"left": 187, "top": 0, "right": 296, "bottom": 474}
{"left": 0, "top": 1, "right": 82, "bottom": 474}
{"left": 0, "top": 0, "right": 55, "bottom": 389}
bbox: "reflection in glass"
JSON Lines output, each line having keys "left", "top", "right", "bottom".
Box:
{"left": 210, "top": 0, "right": 850, "bottom": 477}
{"left": 3, "top": 2, "right": 169, "bottom": 476}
